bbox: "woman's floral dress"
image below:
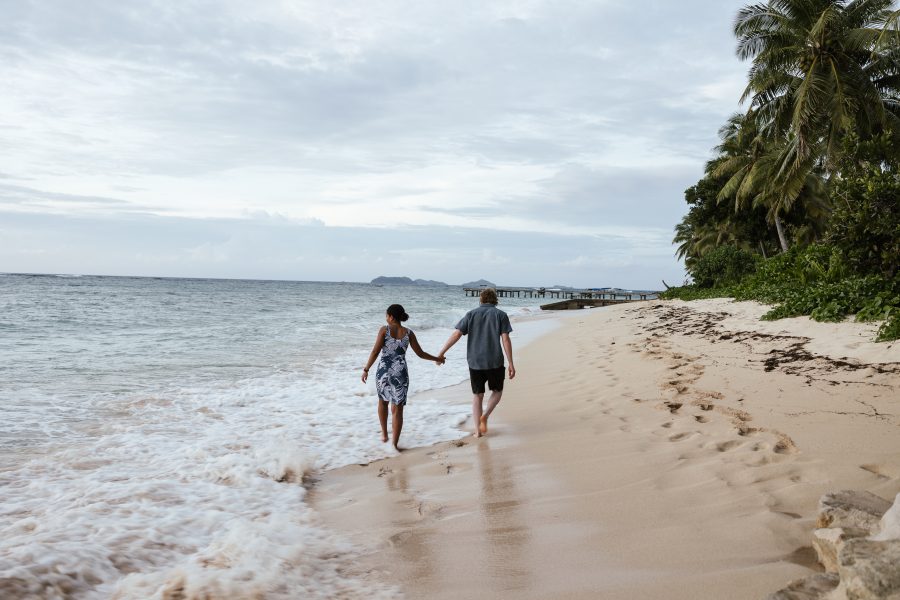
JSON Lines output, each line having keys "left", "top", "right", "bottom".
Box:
{"left": 376, "top": 328, "right": 411, "bottom": 406}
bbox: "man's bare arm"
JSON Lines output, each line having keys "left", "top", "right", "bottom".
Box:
{"left": 501, "top": 332, "right": 515, "bottom": 379}
{"left": 439, "top": 329, "right": 463, "bottom": 358}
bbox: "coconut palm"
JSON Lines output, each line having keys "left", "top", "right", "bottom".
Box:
{"left": 709, "top": 112, "right": 829, "bottom": 251}
{"left": 735, "top": 0, "right": 900, "bottom": 169}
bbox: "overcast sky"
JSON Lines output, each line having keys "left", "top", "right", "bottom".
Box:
{"left": 1, "top": 0, "right": 750, "bottom": 288}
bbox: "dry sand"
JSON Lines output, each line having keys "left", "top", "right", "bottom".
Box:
{"left": 312, "top": 299, "right": 900, "bottom": 599}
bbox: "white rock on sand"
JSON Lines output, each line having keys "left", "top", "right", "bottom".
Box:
{"left": 872, "top": 493, "right": 900, "bottom": 542}
{"left": 817, "top": 491, "right": 894, "bottom": 533}
{"left": 835, "top": 537, "right": 900, "bottom": 600}
{"left": 775, "top": 492, "right": 900, "bottom": 600}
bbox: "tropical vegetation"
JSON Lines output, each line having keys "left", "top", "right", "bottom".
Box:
{"left": 666, "top": 0, "right": 900, "bottom": 341}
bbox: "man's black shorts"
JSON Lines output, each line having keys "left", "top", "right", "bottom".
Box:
{"left": 469, "top": 367, "right": 505, "bottom": 394}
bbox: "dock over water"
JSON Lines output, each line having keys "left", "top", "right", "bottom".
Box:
{"left": 462, "top": 287, "right": 659, "bottom": 310}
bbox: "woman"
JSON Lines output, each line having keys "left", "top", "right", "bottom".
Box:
{"left": 362, "top": 304, "right": 444, "bottom": 451}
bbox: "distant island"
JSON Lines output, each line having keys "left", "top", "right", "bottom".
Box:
{"left": 460, "top": 279, "right": 496, "bottom": 288}
{"left": 370, "top": 276, "right": 448, "bottom": 286}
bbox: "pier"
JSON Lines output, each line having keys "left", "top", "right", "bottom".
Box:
{"left": 462, "top": 287, "right": 659, "bottom": 310}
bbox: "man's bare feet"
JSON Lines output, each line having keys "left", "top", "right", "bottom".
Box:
{"left": 473, "top": 431, "right": 482, "bottom": 438}
{"left": 381, "top": 433, "right": 388, "bottom": 443}
{"left": 479, "top": 416, "right": 488, "bottom": 435}
{"left": 393, "top": 444, "right": 402, "bottom": 452}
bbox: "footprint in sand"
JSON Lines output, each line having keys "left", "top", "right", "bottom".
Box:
{"left": 663, "top": 402, "right": 682, "bottom": 414}
{"left": 694, "top": 415, "right": 709, "bottom": 423}
{"left": 860, "top": 464, "right": 892, "bottom": 480}
{"left": 713, "top": 406, "right": 752, "bottom": 426}
{"left": 715, "top": 440, "right": 743, "bottom": 452}
{"left": 667, "top": 382, "right": 689, "bottom": 394}
{"left": 746, "top": 454, "right": 778, "bottom": 467}
{"left": 773, "top": 438, "right": 798, "bottom": 454}
{"left": 388, "top": 531, "right": 414, "bottom": 546}
{"left": 661, "top": 421, "right": 674, "bottom": 429}
{"left": 668, "top": 432, "right": 695, "bottom": 442}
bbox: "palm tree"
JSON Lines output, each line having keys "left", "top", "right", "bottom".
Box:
{"left": 710, "top": 112, "right": 829, "bottom": 251}
{"left": 674, "top": 215, "right": 749, "bottom": 269}
{"left": 729, "top": 0, "right": 900, "bottom": 251}
{"left": 735, "top": 0, "right": 900, "bottom": 170}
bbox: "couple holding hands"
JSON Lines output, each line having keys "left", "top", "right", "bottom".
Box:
{"left": 362, "top": 288, "right": 515, "bottom": 451}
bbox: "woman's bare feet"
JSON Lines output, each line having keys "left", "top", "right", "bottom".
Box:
{"left": 479, "top": 416, "right": 488, "bottom": 435}
{"left": 381, "top": 432, "right": 388, "bottom": 443}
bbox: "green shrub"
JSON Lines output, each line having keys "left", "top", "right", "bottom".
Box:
{"left": 689, "top": 245, "right": 760, "bottom": 288}
{"left": 659, "top": 285, "right": 732, "bottom": 301}
{"left": 664, "top": 244, "right": 900, "bottom": 341}
{"left": 829, "top": 135, "right": 900, "bottom": 279}
{"left": 877, "top": 311, "right": 900, "bottom": 342}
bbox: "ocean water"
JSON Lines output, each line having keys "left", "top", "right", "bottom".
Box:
{"left": 0, "top": 274, "right": 551, "bottom": 599}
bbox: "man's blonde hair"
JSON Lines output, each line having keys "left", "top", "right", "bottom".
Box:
{"left": 480, "top": 288, "right": 499, "bottom": 305}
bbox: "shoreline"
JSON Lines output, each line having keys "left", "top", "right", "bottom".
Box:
{"left": 310, "top": 299, "right": 900, "bottom": 599}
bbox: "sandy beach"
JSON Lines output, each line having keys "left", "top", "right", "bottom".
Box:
{"left": 312, "top": 299, "right": 900, "bottom": 599}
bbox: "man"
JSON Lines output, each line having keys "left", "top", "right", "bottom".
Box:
{"left": 438, "top": 288, "right": 515, "bottom": 437}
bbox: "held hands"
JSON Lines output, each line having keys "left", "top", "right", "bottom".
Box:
{"left": 435, "top": 355, "right": 446, "bottom": 366}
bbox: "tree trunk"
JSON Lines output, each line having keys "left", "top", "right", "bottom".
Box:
{"left": 774, "top": 213, "right": 790, "bottom": 253}
{"left": 758, "top": 240, "right": 768, "bottom": 260}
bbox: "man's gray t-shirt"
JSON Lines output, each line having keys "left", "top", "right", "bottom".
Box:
{"left": 454, "top": 303, "right": 513, "bottom": 370}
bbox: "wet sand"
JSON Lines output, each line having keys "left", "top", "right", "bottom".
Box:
{"left": 311, "top": 299, "right": 900, "bottom": 599}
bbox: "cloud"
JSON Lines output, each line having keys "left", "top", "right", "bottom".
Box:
{"left": 415, "top": 163, "right": 700, "bottom": 229}
{"left": 512, "top": 163, "right": 701, "bottom": 228}
{"left": 0, "top": 0, "right": 754, "bottom": 283}
{"left": 0, "top": 182, "right": 147, "bottom": 212}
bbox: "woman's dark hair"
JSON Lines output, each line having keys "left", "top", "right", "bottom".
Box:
{"left": 386, "top": 304, "right": 409, "bottom": 322}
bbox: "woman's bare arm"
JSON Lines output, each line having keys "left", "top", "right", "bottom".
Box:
{"left": 362, "top": 327, "right": 387, "bottom": 383}
{"left": 409, "top": 331, "right": 444, "bottom": 364}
